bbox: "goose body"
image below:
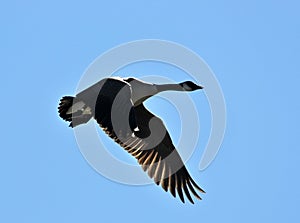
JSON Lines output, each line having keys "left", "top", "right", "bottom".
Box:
{"left": 58, "top": 77, "right": 205, "bottom": 204}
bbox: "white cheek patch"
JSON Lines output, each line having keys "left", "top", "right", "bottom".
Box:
{"left": 66, "top": 101, "right": 85, "bottom": 114}
{"left": 182, "top": 83, "right": 192, "bottom": 91}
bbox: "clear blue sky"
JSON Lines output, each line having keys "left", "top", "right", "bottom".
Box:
{"left": 1, "top": 0, "right": 299, "bottom": 222}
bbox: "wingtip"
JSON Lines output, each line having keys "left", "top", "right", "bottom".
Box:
{"left": 178, "top": 192, "right": 185, "bottom": 204}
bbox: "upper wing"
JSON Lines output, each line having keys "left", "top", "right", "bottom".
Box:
{"left": 91, "top": 79, "right": 205, "bottom": 203}
{"left": 75, "top": 78, "right": 138, "bottom": 134}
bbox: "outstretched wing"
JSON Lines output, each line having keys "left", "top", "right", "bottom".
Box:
{"left": 131, "top": 104, "right": 205, "bottom": 203}
{"left": 92, "top": 79, "right": 205, "bottom": 203}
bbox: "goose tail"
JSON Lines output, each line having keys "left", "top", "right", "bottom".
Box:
{"left": 58, "top": 96, "right": 93, "bottom": 127}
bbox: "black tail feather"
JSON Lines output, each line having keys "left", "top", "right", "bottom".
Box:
{"left": 58, "top": 96, "right": 74, "bottom": 122}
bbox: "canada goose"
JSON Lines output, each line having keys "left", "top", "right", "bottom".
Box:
{"left": 58, "top": 77, "right": 205, "bottom": 204}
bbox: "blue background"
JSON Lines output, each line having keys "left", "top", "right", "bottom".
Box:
{"left": 1, "top": 0, "right": 299, "bottom": 222}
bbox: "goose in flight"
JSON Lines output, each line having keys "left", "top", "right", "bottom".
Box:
{"left": 58, "top": 77, "right": 205, "bottom": 204}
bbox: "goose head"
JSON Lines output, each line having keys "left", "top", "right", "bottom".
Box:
{"left": 179, "top": 81, "right": 203, "bottom": 91}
